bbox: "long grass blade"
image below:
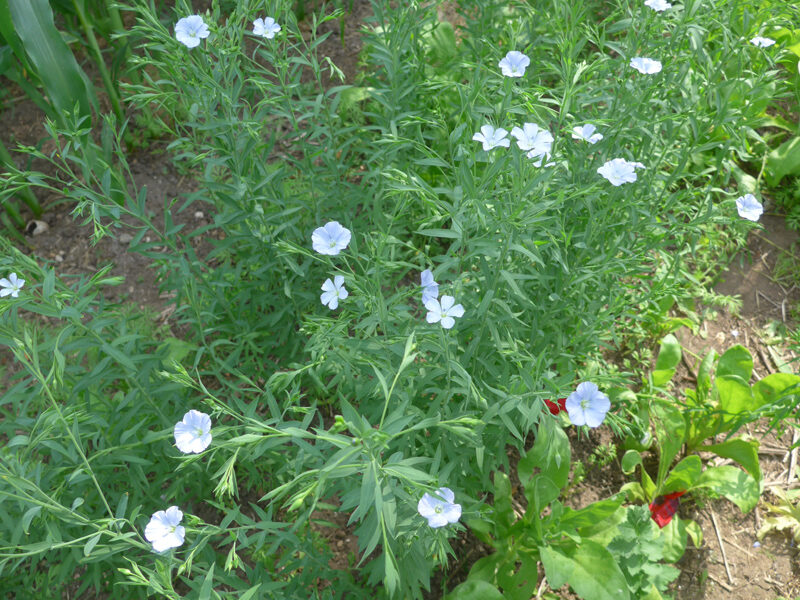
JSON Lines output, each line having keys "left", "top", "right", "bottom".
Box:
{"left": 3, "top": 0, "right": 97, "bottom": 123}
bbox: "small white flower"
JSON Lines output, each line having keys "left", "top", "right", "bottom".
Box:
{"left": 731, "top": 329, "right": 739, "bottom": 338}
{"left": 144, "top": 506, "right": 186, "bottom": 552}
{"left": 253, "top": 17, "right": 281, "bottom": 39}
{"left": 472, "top": 125, "right": 510, "bottom": 151}
{"left": 175, "top": 15, "right": 210, "bottom": 49}
{"left": 597, "top": 158, "right": 645, "bottom": 186}
{"left": 511, "top": 123, "right": 554, "bottom": 166}
{"left": 312, "top": 221, "right": 351, "bottom": 256}
{"left": 630, "top": 57, "right": 662, "bottom": 74}
{"left": 425, "top": 295, "right": 464, "bottom": 329}
{"left": 421, "top": 269, "right": 439, "bottom": 304}
{"left": 750, "top": 36, "right": 776, "bottom": 48}
{"left": 321, "top": 275, "right": 348, "bottom": 310}
{"left": 498, "top": 51, "right": 530, "bottom": 77}
{"left": 644, "top": 0, "right": 672, "bottom": 11}
{"left": 565, "top": 382, "right": 611, "bottom": 428}
{"left": 736, "top": 193, "right": 763, "bottom": 221}
{"left": 571, "top": 124, "right": 604, "bottom": 144}
{"left": 417, "top": 487, "right": 461, "bottom": 528}
{"left": 0, "top": 273, "right": 25, "bottom": 298}
{"left": 174, "top": 410, "right": 212, "bottom": 454}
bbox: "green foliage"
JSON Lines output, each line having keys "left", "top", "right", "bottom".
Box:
{"left": 0, "top": 0, "right": 798, "bottom": 597}
{"left": 607, "top": 506, "right": 680, "bottom": 599}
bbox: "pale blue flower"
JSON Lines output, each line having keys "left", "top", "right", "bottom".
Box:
{"left": 750, "top": 36, "right": 775, "bottom": 48}
{"left": 572, "top": 124, "right": 603, "bottom": 144}
{"left": 175, "top": 15, "right": 209, "bottom": 49}
{"left": 421, "top": 269, "right": 439, "bottom": 304}
{"left": 644, "top": 0, "right": 672, "bottom": 11}
{"left": 630, "top": 57, "right": 662, "bottom": 74}
{"left": 498, "top": 51, "right": 530, "bottom": 77}
{"left": 425, "top": 295, "right": 464, "bottom": 329}
{"left": 418, "top": 487, "right": 461, "bottom": 528}
{"left": 511, "top": 123, "right": 554, "bottom": 166}
{"left": 472, "top": 125, "right": 510, "bottom": 151}
{"left": 312, "top": 221, "right": 351, "bottom": 255}
{"left": 144, "top": 506, "right": 185, "bottom": 552}
{"left": 565, "top": 382, "right": 611, "bottom": 428}
{"left": 736, "top": 194, "right": 763, "bottom": 221}
{"left": 321, "top": 275, "right": 347, "bottom": 309}
{"left": 0, "top": 273, "right": 24, "bottom": 298}
{"left": 597, "top": 158, "right": 645, "bottom": 185}
{"left": 253, "top": 17, "right": 281, "bottom": 39}
{"left": 174, "top": 410, "right": 212, "bottom": 454}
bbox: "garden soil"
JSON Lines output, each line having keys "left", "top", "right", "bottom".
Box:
{"left": 2, "top": 2, "right": 800, "bottom": 599}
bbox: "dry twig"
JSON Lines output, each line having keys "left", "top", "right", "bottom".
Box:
{"left": 711, "top": 510, "right": 735, "bottom": 585}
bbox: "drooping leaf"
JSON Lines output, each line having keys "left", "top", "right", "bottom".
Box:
{"left": 704, "top": 438, "right": 761, "bottom": 482}
{"left": 692, "top": 466, "right": 760, "bottom": 513}
{"left": 752, "top": 373, "right": 800, "bottom": 406}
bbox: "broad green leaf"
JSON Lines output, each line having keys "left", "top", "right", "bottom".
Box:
{"left": 717, "top": 345, "right": 752, "bottom": 381}
{"left": 540, "top": 540, "right": 630, "bottom": 600}
{"left": 685, "top": 518, "right": 703, "bottom": 548}
{"left": 621, "top": 449, "right": 642, "bottom": 474}
{"left": 660, "top": 516, "right": 688, "bottom": 562}
{"left": 521, "top": 418, "right": 570, "bottom": 491}
{"left": 496, "top": 552, "right": 538, "bottom": 600}
{"left": 663, "top": 455, "right": 702, "bottom": 492}
{"left": 560, "top": 496, "right": 625, "bottom": 530}
{"left": 692, "top": 466, "right": 759, "bottom": 513}
{"left": 704, "top": 438, "right": 761, "bottom": 482}
{"left": 696, "top": 349, "right": 718, "bottom": 401}
{"left": 716, "top": 375, "right": 757, "bottom": 416}
{"left": 525, "top": 475, "right": 561, "bottom": 516}
{"left": 766, "top": 136, "right": 800, "bottom": 186}
{"left": 4, "top": 0, "right": 96, "bottom": 122}
{"left": 467, "top": 553, "right": 500, "bottom": 581}
{"left": 493, "top": 471, "right": 514, "bottom": 533}
{"left": 752, "top": 373, "right": 800, "bottom": 406}
{"left": 652, "top": 334, "right": 681, "bottom": 386}
{"left": 447, "top": 580, "right": 504, "bottom": 600}
{"left": 651, "top": 401, "right": 685, "bottom": 487}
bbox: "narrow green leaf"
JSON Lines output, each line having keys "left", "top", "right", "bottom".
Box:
{"left": 83, "top": 532, "right": 102, "bottom": 557}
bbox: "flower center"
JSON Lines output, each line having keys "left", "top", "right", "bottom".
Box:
{"left": 434, "top": 505, "right": 443, "bottom": 514}
{"left": 195, "top": 427, "right": 204, "bottom": 436}
{"left": 329, "top": 240, "right": 337, "bottom": 248}
{"left": 580, "top": 399, "right": 589, "bottom": 409}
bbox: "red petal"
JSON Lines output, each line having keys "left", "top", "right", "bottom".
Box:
{"left": 544, "top": 398, "right": 568, "bottom": 415}
{"left": 544, "top": 399, "right": 561, "bottom": 415}
{"left": 649, "top": 491, "right": 686, "bottom": 528}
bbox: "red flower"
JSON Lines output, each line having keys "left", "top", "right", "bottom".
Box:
{"left": 544, "top": 397, "right": 567, "bottom": 415}
{"left": 649, "top": 491, "right": 686, "bottom": 528}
